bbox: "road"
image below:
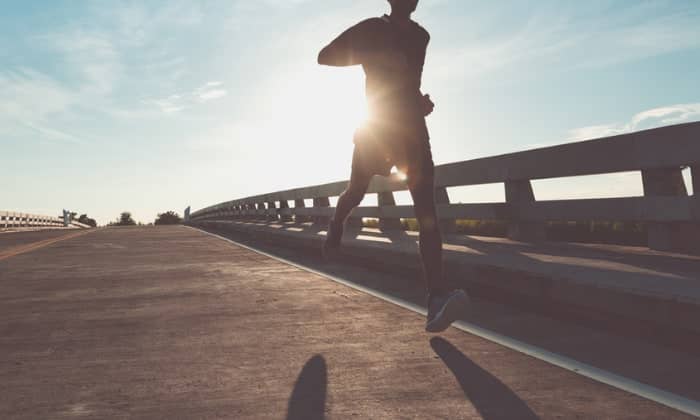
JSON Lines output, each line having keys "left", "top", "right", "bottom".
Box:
{"left": 0, "top": 226, "right": 696, "bottom": 419}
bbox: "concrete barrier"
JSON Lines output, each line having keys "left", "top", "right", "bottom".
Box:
{"left": 187, "top": 122, "right": 700, "bottom": 335}
{"left": 190, "top": 122, "right": 699, "bottom": 253}
{"left": 0, "top": 210, "right": 91, "bottom": 230}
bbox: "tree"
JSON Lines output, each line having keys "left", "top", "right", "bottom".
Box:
{"left": 154, "top": 211, "right": 182, "bottom": 225}
{"left": 78, "top": 214, "right": 97, "bottom": 228}
{"left": 109, "top": 211, "right": 137, "bottom": 226}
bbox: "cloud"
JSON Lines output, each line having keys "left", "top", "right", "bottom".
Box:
{"left": 429, "top": 3, "right": 700, "bottom": 82}
{"left": 198, "top": 89, "right": 227, "bottom": 102}
{"left": 147, "top": 95, "right": 186, "bottom": 114}
{"left": 0, "top": 68, "right": 88, "bottom": 145}
{"left": 0, "top": 68, "right": 75, "bottom": 119}
{"left": 20, "top": 120, "right": 86, "bottom": 145}
{"left": 0, "top": 0, "right": 207, "bottom": 144}
{"left": 567, "top": 103, "right": 700, "bottom": 141}
{"left": 44, "top": 30, "right": 122, "bottom": 95}
{"left": 194, "top": 81, "right": 228, "bottom": 103}
{"left": 146, "top": 81, "right": 228, "bottom": 113}
{"left": 98, "top": 1, "right": 203, "bottom": 47}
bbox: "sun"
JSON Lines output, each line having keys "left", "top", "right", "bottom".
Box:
{"left": 309, "top": 70, "right": 368, "bottom": 134}
{"left": 261, "top": 65, "right": 368, "bottom": 148}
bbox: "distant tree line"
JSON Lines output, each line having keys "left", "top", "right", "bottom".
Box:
{"left": 154, "top": 211, "right": 182, "bottom": 225}
{"left": 77, "top": 214, "right": 97, "bottom": 227}
{"left": 104, "top": 211, "right": 182, "bottom": 227}
{"left": 108, "top": 211, "right": 138, "bottom": 227}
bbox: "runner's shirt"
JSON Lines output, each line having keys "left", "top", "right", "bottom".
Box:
{"left": 325, "top": 14, "right": 431, "bottom": 140}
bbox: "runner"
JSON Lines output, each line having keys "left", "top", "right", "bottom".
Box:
{"left": 317, "top": 0, "right": 468, "bottom": 333}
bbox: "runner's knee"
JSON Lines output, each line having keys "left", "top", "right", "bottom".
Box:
{"left": 342, "top": 182, "right": 368, "bottom": 206}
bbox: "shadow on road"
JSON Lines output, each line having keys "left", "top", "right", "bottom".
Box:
{"left": 200, "top": 225, "right": 700, "bottom": 403}
{"left": 431, "top": 337, "right": 539, "bottom": 420}
{"left": 286, "top": 354, "right": 327, "bottom": 420}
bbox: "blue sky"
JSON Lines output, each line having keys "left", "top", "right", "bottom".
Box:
{"left": 1, "top": 0, "right": 699, "bottom": 224}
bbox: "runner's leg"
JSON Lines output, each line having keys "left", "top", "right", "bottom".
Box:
{"left": 333, "top": 164, "right": 372, "bottom": 225}
{"left": 407, "top": 153, "right": 448, "bottom": 294}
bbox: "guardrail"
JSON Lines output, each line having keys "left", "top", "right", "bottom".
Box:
{"left": 70, "top": 220, "right": 91, "bottom": 229}
{"left": 189, "top": 122, "right": 700, "bottom": 252}
{"left": 0, "top": 211, "right": 65, "bottom": 229}
{"left": 0, "top": 210, "right": 93, "bottom": 230}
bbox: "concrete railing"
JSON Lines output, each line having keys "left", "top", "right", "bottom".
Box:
{"left": 0, "top": 211, "right": 66, "bottom": 229}
{"left": 70, "top": 220, "right": 92, "bottom": 229}
{"left": 0, "top": 210, "right": 93, "bottom": 230}
{"left": 189, "top": 122, "right": 700, "bottom": 252}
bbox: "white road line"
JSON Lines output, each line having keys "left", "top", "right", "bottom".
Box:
{"left": 189, "top": 226, "right": 700, "bottom": 418}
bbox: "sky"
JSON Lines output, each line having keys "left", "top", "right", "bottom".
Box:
{"left": 1, "top": 0, "right": 699, "bottom": 225}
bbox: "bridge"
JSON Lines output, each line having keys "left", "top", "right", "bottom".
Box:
{"left": 2, "top": 123, "right": 699, "bottom": 418}
{"left": 0, "top": 210, "right": 91, "bottom": 231}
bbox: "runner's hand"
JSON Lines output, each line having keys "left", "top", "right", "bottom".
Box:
{"left": 422, "top": 94, "right": 435, "bottom": 116}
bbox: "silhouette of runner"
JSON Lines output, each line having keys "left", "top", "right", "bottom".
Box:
{"left": 318, "top": 0, "right": 468, "bottom": 333}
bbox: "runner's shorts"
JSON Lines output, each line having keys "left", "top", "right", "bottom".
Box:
{"left": 351, "top": 119, "right": 434, "bottom": 185}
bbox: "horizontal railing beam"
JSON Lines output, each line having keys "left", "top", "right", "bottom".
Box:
{"left": 189, "top": 123, "right": 700, "bottom": 253}
{"left": 192, "top": 122, "right": 700, "bottom": 219}
{"left": 193, "top": 196, "right": 699, "bottom": 224}
{"left": 436, "top": 122, "right": 700, "bottom": 188}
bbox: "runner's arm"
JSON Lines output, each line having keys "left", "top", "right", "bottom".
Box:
{"left": 318, "top": 20, "right": 376, "bottom": 67}
{"left": 318, "top": 29, "right": 355, "bottom": 66}
{"left": 418, "top": 30, "right": 434, "bottom": 115}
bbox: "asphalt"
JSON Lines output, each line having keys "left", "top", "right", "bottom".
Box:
{"left": 0, "top": 229, "right": 80, "bottom": 249}
{"left": 0, "top": 226, "right": 694, "bottom": 419}
{"left": 195, "top": 219, "right": 700, "bottom": 336}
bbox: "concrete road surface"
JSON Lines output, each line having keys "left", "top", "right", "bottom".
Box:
{"left": 0, "top": 226, "right": 693, "bottom": 419}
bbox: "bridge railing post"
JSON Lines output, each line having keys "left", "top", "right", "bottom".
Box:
{"left": 435, "top": 187, "right": 456, "bottom": 234}
{"left": 248, "top": 203, "right": 257, "bottom": 219}
{"left": 642, "top": 166, "right": 694, "bottom": 251}
{"left": 254, "top": 202, "right": 265, "bottom": 220}
{"left": 377, "top": 191, "right": 402, "bottom": 230}
{"left": 266, "top": 201, "right": 278, "bottom": 222}
{"left": 312, "top": 197, "right": 330, "bottom": 226}
{"left": 505, "top": 179, "right": 545, "bottom": 242}
{"left": 294, "top": 199, "right": 309, "bottom": 223}
{"left": 279, "top": 200, "right": 292, "bottom": 222}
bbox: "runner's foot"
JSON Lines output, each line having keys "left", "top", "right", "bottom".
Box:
{"left": 321, "top": 219, "right": 343, "bottom": 260}
{"left": 425, "top": 289, "right": 469, "bottom": 333}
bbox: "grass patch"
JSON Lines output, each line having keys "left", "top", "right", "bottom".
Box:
{"left": 362, "top": 217, "right": 648, "bottom": 245}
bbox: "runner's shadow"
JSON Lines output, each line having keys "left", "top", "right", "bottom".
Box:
{"left": 286, "top": 354, "right": 327, "bottom": 420}
{"left": 430, "top": 337, "right": 539, "bottom": 420}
